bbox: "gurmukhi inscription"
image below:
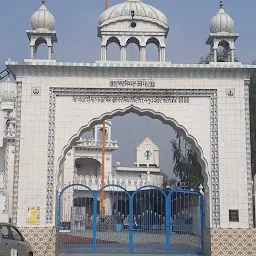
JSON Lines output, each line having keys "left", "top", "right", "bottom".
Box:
{"left": 72, "top": 96, "right": 189, "bottom": 104}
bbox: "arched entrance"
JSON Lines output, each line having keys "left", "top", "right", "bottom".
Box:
{"left": 54, "top": 104, "right": 211, "bottom": 255}
{"left": 56, "top": 105, "right": 209, "bottom": 184}
{"left": 44, "top": 87, "right": 219, "bottom": 231}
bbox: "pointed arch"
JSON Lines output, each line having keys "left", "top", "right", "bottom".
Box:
{"left": 126, "top": 37, "right": 140, "bottom": 61}
{"left": 35, "top": 37, "right": 48, "bottom": 49}
{"left": 146, "top": 37, "right": 160, "bottom": 61}
{"left": 56, "top": 105, "right": 209, "bottom": 188}
{"left": 126, "top": 37, "right": 140, "bottom": 47}
{"left": 218, "top": 40, "right": 230, "bottom": 50}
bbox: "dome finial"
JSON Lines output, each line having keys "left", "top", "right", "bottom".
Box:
{"left": 220, "top": 0, "right": 223, "bottom": 9}
{"left": 31, "top": 0, "right": 55, "bottom": 31}
{"left": 210, "top": 0, "right": 234, "bottom": 33}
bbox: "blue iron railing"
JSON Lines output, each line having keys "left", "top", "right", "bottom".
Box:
{"left": 57, "top": 184, "right": 204, "bottom": 255}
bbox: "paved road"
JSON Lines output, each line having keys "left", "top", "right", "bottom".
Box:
{"left": 58, "top": 230, "right": 202, "bottom": 255}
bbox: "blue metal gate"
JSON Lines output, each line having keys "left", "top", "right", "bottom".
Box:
{"left": 57, "top": 184, "right": 204, "bottom": 255}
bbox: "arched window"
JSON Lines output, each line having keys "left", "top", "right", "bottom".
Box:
{"left": 126, "top": 37, "right": 140, "bottom": 61}
{"left": 75, "top": 158, "right": 101, "bottom": 177}
{"left": 217, "top": 40, "right": 231, "bottom": 62}
{"left": 106, "top": 37, "right": 121, "bottom": 61}
{"left": 35, "top": 37, "right": 48, "bottom": 59}
{"left": 146, "top": 37, "right": 160, "bottom": 61}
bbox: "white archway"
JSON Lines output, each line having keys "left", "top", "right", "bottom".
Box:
{"left": 56, "top": 105, "right": 209, "bottom": 187}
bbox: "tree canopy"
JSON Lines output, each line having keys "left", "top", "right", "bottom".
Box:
{"left": 171, "top": 134, "right": 204, "bottom": 188}
{"left": 160, "top": 172, "right": 177, "bottom": 189}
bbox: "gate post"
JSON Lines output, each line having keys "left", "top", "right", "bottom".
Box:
{"left": 166, "top": 192, "right": 171, "bottom": 253}
{"left": 56, "top": 190, "right": 60, "bottom": 256}
{"left": 129, "top": 196, "right": 133, "bottom": 253}
{"left": 92, "top": 197, "right": 97, "bottom": 253}
{"left": 200, "top": 194, "right": 205, "bottom": 255}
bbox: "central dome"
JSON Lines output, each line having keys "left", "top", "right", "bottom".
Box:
{"left": 98, "top": 0, "right": 168, "bottom": 28}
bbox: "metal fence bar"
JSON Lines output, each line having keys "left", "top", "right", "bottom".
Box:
{"left": 57, "top": 184, "right": 204, "bottom": 255}
{"left": 129, "top": 194, "right": 133, "bottom": 253}
{"left": 169, "top": 187, "right": 204, "bottom": 255}
{"left": 94, "top": 185, "right": 130, "bottom": 254}
{"left": 166, "top": 193, "right": 170, "bottom": 254}
{"left": 92, "top": 198, "right": 97, "bottom": 253}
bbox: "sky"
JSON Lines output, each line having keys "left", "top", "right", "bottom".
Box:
{"left": 1, "top": 0, "right": 256, "bottom": 177}
{"left": 111, "top": 114, "right": 176, "bottom": 177}
{"left": 1, "top": 0, "right": 256, "bottom": 66}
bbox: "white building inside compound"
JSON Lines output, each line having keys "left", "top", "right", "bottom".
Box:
{"left": 0, "top": 0, "right": 255, "bottom": 255}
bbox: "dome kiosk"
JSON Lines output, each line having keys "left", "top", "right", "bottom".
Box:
{"left": 27, "top": 0, "right": 57, "bottom": 60}
{"left": 98, "top": 0, "right": 169, "bottom": 62}
{"left": 206, "top": 0, "right": 239, "bottom": 62}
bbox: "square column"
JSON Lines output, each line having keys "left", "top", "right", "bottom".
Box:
{"left": 140, "top": 46, "right": 146, "bottom": 61}
{"left": 160, "top": 47, "right": 166, "bottom": 62}
{"left": 121, "top": 46, "right": 126, "bottom": 61}
{"left": 101, "top": 46, "right": 107, "bottom": 61}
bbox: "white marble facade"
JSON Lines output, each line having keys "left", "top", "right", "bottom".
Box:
{"left": 0, "top": 2, "right": 254, "bottom": 255}
{"left": 4, "top": 58, "right": 253, "bottom": 230}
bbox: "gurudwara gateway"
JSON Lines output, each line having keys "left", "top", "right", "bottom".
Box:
{"left": 0, "top": 0, "right": 256, "bottom": 255}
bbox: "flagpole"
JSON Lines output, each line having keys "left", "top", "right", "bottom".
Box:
{"left": 101, "top": 120, "right": 106, "bottom": 215}
{"left": 105, "top": 0, "right": 108, "bottom": 10}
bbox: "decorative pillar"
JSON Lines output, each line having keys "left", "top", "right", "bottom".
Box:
{"left": 64, "top": 151, "right": 74, "bottom": 186}
{"left": 121, "top": 46, "right": 126, "bottom": 61}
{"left": 11, "top": 81, "right": 22, "bottom": 225}
{"left": 62, "top": 154, "right": 73, "bottom": 223}
{"left": 48, "top": 46, "right": 52, "bottom": 60}
{"left": 160, "top": 47, "right": 166, "bottom": 62}
{"left": 6, "top": 141, "right": 15, "bottom": 220}
{"left": 230, "top": 49, "right": 235, "bottom": 62}
{"left": 30, "top": 46, "right": 34, "bottom": 59}
{"left": 147, "top": 171, "right": 151, "bottom": 185}
{"left": 213, "top": 49, "right": 217, "bottom": 62}
{"left": 140, "top": 46, "right": 146, "bottom": 61}
{"left": 101, "top": 46, "right": 107, "bottom": 61}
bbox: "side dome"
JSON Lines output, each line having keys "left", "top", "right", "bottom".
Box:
{"left": 31, "top": 1, "right": 55, "bottom": 31}
{"left": 0, "top": 77, "right": 17, "bottom": 102}
{"left": 98, "top": 0, "right": 168, "bottom": 28}
{"left": 210, "top": 7, "right": 234, "bottom": 33}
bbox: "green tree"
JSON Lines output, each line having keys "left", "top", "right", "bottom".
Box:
{"left": 160, "top": 172, "right": 177, "bottom": 188}
{"left": 171, "top": 134, "right": 204, "bottom": 188}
